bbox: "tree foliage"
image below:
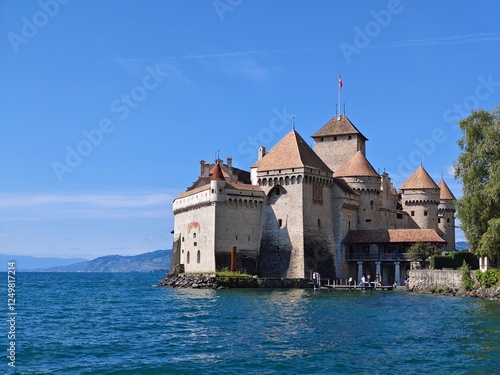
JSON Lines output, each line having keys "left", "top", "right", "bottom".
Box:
{"left": 476, "top": 218, "right": 500, "bottom": 259}
{"left": 408, "top": 242, "right": 440, "bottom": 265}
{"left": 454, "top": 105, "right": 500, "bottom": 258}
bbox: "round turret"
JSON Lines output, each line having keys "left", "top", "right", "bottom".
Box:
{"left": 333, "top": 151, "right": 381, "bottom": 229}
{"left": 399, "top": 166, "right": 440, "bottom": 230}
{"left": 210, "top": 163, "right": 226, "bottom": 202}
{"left": 437, "top": 179, "right": 456, "bottom": 251}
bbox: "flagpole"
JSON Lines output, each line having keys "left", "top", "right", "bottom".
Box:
{"left": 337, "top": 74, "right": 341, "bottom": 119}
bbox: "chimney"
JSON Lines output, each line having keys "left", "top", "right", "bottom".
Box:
{"left": 258, "top": 146, "right": 266, "bottom": 160}
{"left": 199, "top": 160, "right": 206, "bottom": 177}
{"left": 227, "top": 157, "right": 232, "bottom": 169}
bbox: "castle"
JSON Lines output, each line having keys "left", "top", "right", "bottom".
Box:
{"left": 169, "top": 113, "right": 456, "bottom": 286}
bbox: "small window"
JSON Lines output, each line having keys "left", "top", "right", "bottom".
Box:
{"left": 447, "top": 218, "right": 450, "bottom": 223}
{"left": 348, "top": 135, "right": 352, "bottom": 140}
{"left": 320, "top": 137, "right": 324, "bottom": 141}
{"left": 334, "top": 136, "right": 337, "bottom": 141}
{"left": 370, "top": 200, "right": 373, "bottom": 206}
{"left": 278, "top": 219, "right": 283, "bottom": 227}
{"left": 276, "top": 187, "right": 280, "bottom": 195}
{"left": 197, "top": 250, "right": 200, "bottom": 263}
{"left": 193, "top": 233, "right": 196, "bottom": 239}
{"left": 194, "top": 242, "right": 197, "bottom": 246}
{"left": 424, "top": 211, "right": 428, "bottom": 216}
{"left": 236, "top": 235, "right": 238, "bottom": 241}
{"left": 411, "top": 211, "right": 415, "bottom": 217}
{"left": 318, "top": 219, "right": 321, "bottom": 229}
{"left": 397, "top": 213, "right": 403, "bottom": 219}
{"left": 182, "top": 237, "right": 185, "bottom": 242}
{"left": 366, "top": 219, "right": 372, "bottom": 222}
{"left": 187, "top": 251, "right": 190, "bottom": 264}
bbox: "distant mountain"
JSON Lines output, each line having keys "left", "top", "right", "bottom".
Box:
{"left": 41, "top": 249, "right": 171, "bottom": 272}
{"left": 0, "top": 254, "right": 89, "bottom": 271}
{"left": 455, "top": 241, "right": 469, "bottom": 251}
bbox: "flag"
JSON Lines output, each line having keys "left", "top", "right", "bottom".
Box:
{"left": 338, "top": 74, "right": 343, "bottom": 89}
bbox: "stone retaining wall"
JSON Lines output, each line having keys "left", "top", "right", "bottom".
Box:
{"left": 408, "top": 269, "right": 464, "bottom": 295}
{"left": 408, "top": 269, "right": 500, "bottom": 299}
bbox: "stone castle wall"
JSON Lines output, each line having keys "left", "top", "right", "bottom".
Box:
{"left": 401, "top": 189, "right": 440, "bottom": 230}
{"left": 314, "top": 134, "right": 364, "bottom": 172}
{"left": 174, "top": 202, "right": 216, "bottom": 274}
{"left": 302, "top": 176, "right": 336, "bottom": 279}
{"left": 214, "top": 198, "right": 262, "bottom": 274}
{"left": 258, "top": 176, "right": 305, "bottom": 278}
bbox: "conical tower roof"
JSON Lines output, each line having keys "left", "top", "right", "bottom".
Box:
{"left": 311, "top": 115, "right": 367, "bottom": 140}
{"left": 399, "top": 166, "right": 439, "bottom": 190}
{"left": 211, "top": 163, "right": 225, "bottom": 181}
{"left": 437, "top": 179, "right": 456, "bottom": 200}
{"left": 333, "top": 151, "right": 379, "bottom": 178}
{"left": 251, "top": 130, "right": 332, "bottom": 173}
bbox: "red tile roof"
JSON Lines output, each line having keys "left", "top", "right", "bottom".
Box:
{"left": 399, "top": 166, "right": 439, "bottom": 190}
{"left": 437, "top": 179, "right": 456, "bottom": 200}
{"left": 251, "top": 130, "right": 332, "bottom": 173}
{"left": 211, "top": 163, "right": 225, "bottom": 181}
{"left": 333, "top": 151, "right": 379, "bottom": 178}
{"left": 344, "top": 229, "right": 446, "bottom": 244}
{"left": 311, "top": 115, "right": 367, "bottom": 140}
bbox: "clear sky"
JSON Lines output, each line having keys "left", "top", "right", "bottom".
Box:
{"left": 1, "top": 0, "right": 499, "bottom": 259}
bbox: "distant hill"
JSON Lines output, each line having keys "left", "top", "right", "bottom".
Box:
{"left": 41, "top": 249, "right": 171, "bottom": 272}
{"left": 0, "top": 254, "right": 89, "bottom": 271}
{"left": 455, "top": 241, "right": 469, "bottom": 251}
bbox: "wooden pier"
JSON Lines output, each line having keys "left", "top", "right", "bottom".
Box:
{"left": 311, "top": 279, "right": 395, "bottom": 291}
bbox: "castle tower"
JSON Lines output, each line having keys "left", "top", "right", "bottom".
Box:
{"left": 311, "top": 115, "right": 367, "bottom": 172}
{"left": 333, "top": 151, "right": 381, "bottom": 229}
{"left": 251, "top": 130, "right": 337, "bottom": 279}
{"left": 210, "top": 163, "right": 226, "bottom": 202}
{"left": 437, "top": 179, "right": 456, "bottom": 251}
{"left": 399, "top": 166, "right": 440, "bottom": 230}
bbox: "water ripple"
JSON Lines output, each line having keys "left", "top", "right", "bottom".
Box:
{"left": 7, "top": 273, "right": 500, "bottom": 374}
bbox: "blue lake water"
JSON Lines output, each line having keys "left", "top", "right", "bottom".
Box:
{"left": 4, "top": 272, "right": 500, "bottom": 374}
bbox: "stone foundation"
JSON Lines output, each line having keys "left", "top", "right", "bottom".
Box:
{"left": 157, "top": 274, "right": 310, "bottom": 289}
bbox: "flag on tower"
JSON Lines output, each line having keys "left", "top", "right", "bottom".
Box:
{"left": 339, "top": 74, "right": 343, "bottom": 89}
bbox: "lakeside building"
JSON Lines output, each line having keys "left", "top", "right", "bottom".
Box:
{"left": 169, "top": 114, "right": 455, "bottom": 285}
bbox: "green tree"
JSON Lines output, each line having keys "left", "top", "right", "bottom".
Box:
{"left": 476, "top": 218, "right": 500, "bottom": 259}
{"left": 454, "top": 105, "right": 500, "bottom": 257}
{"left": 408, "top": 242, "right": 440, "bottom": 266}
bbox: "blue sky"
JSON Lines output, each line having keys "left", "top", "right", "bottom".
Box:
{"left": 1, "top": 0, "right": 499, "bottom": 259}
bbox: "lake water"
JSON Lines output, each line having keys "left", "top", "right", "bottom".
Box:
{"left": 4, "top": 272, "right": 500, "bottom": 374}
